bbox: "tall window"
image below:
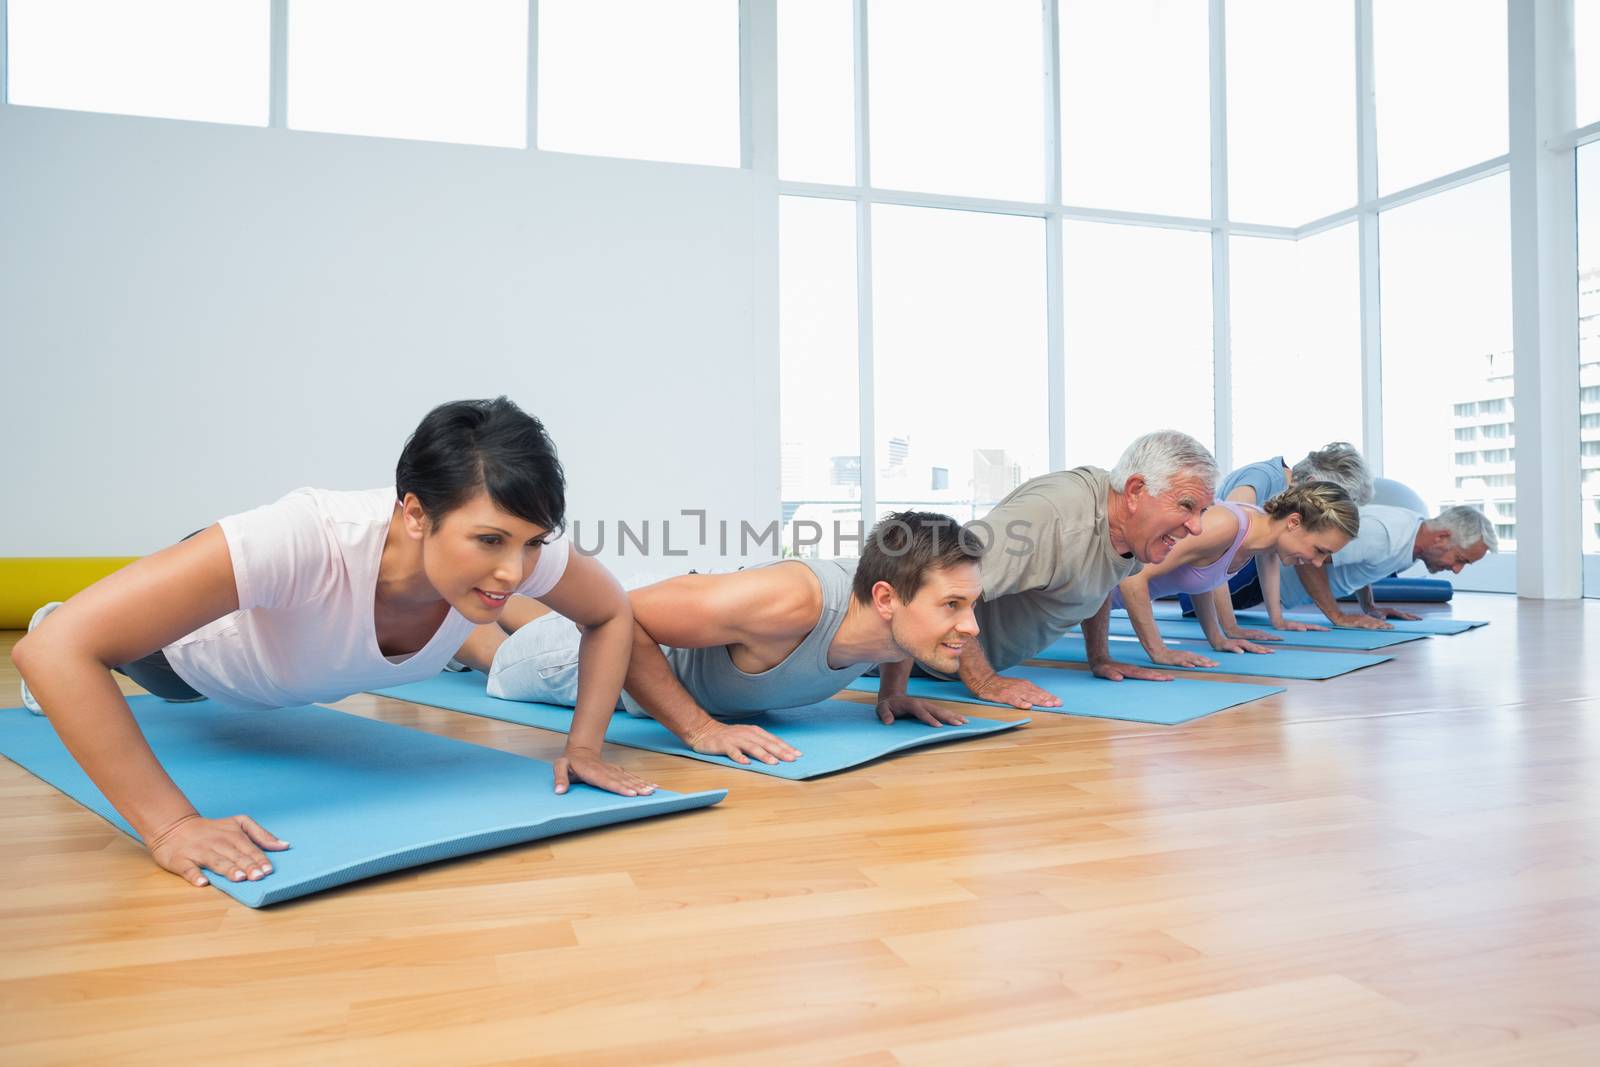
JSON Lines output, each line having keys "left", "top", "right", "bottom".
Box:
{"left": 289, "top": 0, "right": 528, "bottom": 147}
{"left": 871, "top": 206, "right": 1048, "bottom": 518}
{"left": 779, "top": 196, "right": 860, "bottom": 555}
{"left": 1578, "top": 143, "right": 1600, "bottom": 560}
{"left": 537, "top": 0, "right": 740, "bottom": 166}
{"left": 867, "top": 0, "right": 1044, "bottom": 201}
{"left": 1063, "top": 222, "right": 1213, "bottom": 466}
{"left": 1230, "top": 224, "right": 1362, "bottom": 465}
{"left": 1579, "top": 0, "right": 1600, "bottom": 129}
{"left": 1372, "top": 0, "right": 1507, "bottom": 193}
{"left": 777, "top": 0, "right": 854, "bottom": 185}
{"left": 1059, "top": 0, "right": 1209, "bottom": 218}
{"left": 1226, "top": 0, "right": 1355, "bottom": 224}
{"left": 1379, "top": 175, "right": 1514, "bottom": 544}
{"left": 6, "top": 0, "right": 270, "bottom": 126}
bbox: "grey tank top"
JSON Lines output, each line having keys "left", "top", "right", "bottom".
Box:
{"left": 667, "top": 558, "right": 870, "bottom": 716}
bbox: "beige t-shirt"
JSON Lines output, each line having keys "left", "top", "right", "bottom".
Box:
{"left": 965, "top": 466, "right": 1141, "bottom": 672}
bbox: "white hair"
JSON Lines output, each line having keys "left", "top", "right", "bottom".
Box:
{"left": 1426, "top": 505, "right": 1499, "bottom": 552}
{"left": 1109, "top": 430, "right": 1218, "bottom": 497}
{"left": 1292, "top": 442, "right": 1374, "bottom": 505}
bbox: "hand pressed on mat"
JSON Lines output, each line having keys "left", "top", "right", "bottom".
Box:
{"left": 1089, "top": 658, "right": 1175, "bottom": 683}
{"left": 686, "top": 720, "right": 801, "bottom": 766}
{"left": 973, "top": 673, "right": 1062, "bottom": 709}
{"left": 148, "top": 812, "right": 289, "bottom": 887}
{"left": 554, "top": 746, "right": 656, "bottom": 797}
{"left": 1146, "top": 646, "right": 1219, "bottom": 670}
{"left": 875, "top": 694, "right": 967, "bottom": 727}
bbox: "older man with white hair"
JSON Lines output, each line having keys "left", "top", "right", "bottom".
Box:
{"left": 1275, "top": 504, "right": 1498, "bottom": 630}
{"left": 880, "top": 430, "right": 1219, "bottom": 708}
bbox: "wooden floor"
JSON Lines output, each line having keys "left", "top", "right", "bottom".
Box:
{"left": 2, "top": 592, "right": 1598, "bottom": 1065}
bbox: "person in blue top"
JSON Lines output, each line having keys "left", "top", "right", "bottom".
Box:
{"left": 1204, "top": 442, "right": 1376, "bottom": 641}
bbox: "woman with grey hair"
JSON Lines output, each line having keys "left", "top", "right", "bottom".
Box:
{"left": 1194, "top": 442, "right": 1376, "bottom": 638}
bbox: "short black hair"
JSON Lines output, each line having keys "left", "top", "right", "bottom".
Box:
{"left": 852, "top": 511, "right": 984, "bottom": 604}
{"left": 395, "top": 397, "right": 566, "bottom": 532}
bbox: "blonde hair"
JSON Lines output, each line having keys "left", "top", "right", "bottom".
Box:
{"left": 1263, "top": 480, "right": 1360, "bottom": 540}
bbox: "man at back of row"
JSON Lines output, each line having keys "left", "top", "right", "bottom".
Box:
{"left": 1272, "top": 504, "right": 1498, "bottom": 630}
{"left": 472, "top": 512, "right": 986, "bottom": 764}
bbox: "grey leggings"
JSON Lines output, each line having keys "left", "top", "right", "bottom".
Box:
{"left": 114, "top": 649, "right": 203, "bottom": 702}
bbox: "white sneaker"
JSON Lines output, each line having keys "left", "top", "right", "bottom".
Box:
{"left": 18, "top": 602, "right": 63, "bottom": 715}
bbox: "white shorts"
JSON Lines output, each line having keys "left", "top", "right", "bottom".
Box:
{"left": 486, "top": 613, "right": 650, "bottom": 717}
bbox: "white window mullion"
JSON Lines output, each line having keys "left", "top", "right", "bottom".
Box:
{"left": 1355, "top": 0, "right": 1384, "bottom": 475}
{"left": 739, "top": 0, "right": 778, "bottom": 172}
{"left": 1209, "top": 0, "right": 1232, "bottom": 471}
{"left": 1044, "top": 0, "right": 1065, "bottom": 471}
{"left": 269, "top": 0, "right": 288, "bottom": 129}
{"left": 853, "top": 0, "right": 876, "bottom": 521}
{"left": 526, "top": 0, "right": 538, "bottom": 149}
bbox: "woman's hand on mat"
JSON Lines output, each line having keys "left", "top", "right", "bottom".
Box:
{"left": 554, "top": 747, "right": 657, "bottom": 796}
{"left": 1333, "top": 612, "right": 1393, "bottom": 631}
{"left": 1148, "top": 647, "right": 1218, "bottom": 669}
{"left": 1088, "top": 658, "right": 1175, "bottom": 683}
{"left": 876, "top": 695, "right": 968, "bottom": 727}
{"left": 1273, "top": 619, "right": 1328, "bottom": 633}
{"left": 1226, "top": 626, "right": 1285, "bottom": 641}
{"left": 686, "top": 721, "right": 801, "bottom": 765}
{"left": 147, "top": 812, "right": 289, "bottom": 888}
{"left": 1213, "top": 638, "right": 1274, "bottom": 655}
{"left": 973, "top": 675, "right": 1062, "bottom": 709}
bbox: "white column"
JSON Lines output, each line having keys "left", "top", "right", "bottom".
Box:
{"left": 1508, "top": 0, "right": 1582, "bottom": 598}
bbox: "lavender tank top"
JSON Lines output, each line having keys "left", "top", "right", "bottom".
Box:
{"left": 1113, "top": 501, "right": 1256, "bottom": 604}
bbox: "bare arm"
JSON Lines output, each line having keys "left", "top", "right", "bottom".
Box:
{"left": 1295, "top": 563, "right": 1391, "bottom": 630}
{"left": 534, "top": 551, "right": 655, "bottom": 796}
{"left": 10, "top": 527, "right": 286, "bottom": 886}
{"left": 1080, "top": 594, "right": 1173, "bottom": 682}
{"left": 1116, "top": 509, "right": 1235, "bottom": 664}
{"left": 625, "top": 572, "right": 803, "bottom": 764}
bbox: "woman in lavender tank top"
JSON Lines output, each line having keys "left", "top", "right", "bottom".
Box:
{"left": 1110, "top": 483, "right": 1361, "bottom": 671}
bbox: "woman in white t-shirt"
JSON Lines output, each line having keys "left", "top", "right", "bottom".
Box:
{"left": 13, "top": 397, "right": 653, "bottom": 890}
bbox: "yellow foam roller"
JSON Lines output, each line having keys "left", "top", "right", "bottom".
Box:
{"left": 0, "top": 558, "right": 141, "bottom": 629}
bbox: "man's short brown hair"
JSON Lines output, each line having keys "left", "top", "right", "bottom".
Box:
{"left": 852, "top": 511, "right": 984, "bottom": 605}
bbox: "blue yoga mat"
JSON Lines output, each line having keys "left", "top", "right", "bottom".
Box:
{"left": 845, "top": 665, "right": 1282, "bottom": 725}
{"left": 0, "top": 698, "right": 726, "bottom": 908}
{"left": 1110, "top": 613, "right": 1426, "bottom": 651}
{"left": 1239, "top": 610, "right": 1487, "bottom": 636}
{"left": 371, "top": 670, "right": 1025, "bottom": 781}
{"left": 1030, "top": 634, "right": 1391, "bottom": 680}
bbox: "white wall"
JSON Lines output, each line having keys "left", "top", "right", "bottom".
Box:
{"left": 0, "top": 105, "right": 779, "bottom": 567}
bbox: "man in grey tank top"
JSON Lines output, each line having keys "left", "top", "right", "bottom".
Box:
{"left": 485, "top": 512, "right": 987, "bottom": 766}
